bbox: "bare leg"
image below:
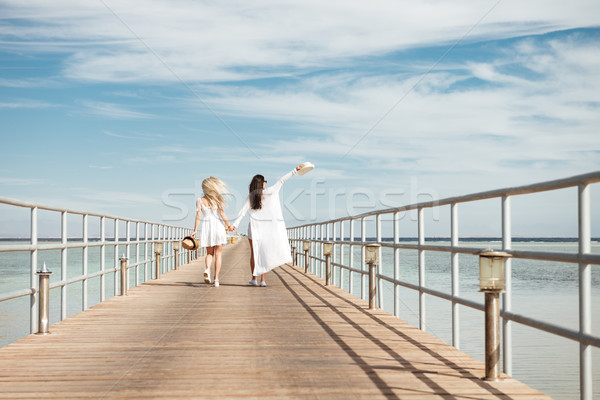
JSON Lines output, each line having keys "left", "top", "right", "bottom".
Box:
{"left": 213, "top": 244, "right": 223, "bottom": 282}
{"left": 248, "top": 239, "right": 256, "bottom": 279}
{"left": 204, "top": 246, "right": 214, "bottom": 283}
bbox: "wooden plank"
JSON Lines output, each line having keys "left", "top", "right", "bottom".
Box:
{"left": 0, "top": 239, "right": 552, "bottom": 399}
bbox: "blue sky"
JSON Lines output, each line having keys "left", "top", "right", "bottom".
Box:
{"left": 1, "top": 0, "right": 599, "bottom": 237}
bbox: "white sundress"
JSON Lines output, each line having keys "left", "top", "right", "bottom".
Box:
{"left": 232, "top": 169, "right": 296, "bottom": 275}
{"left": 198, "top": 199, "right": 227, "bottom": 248}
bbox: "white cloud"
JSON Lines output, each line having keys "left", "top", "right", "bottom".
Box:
{"left": 0, "top": 177, "right": 44, "bottom": 186}
{"left": 81, "top": 100, "right": 156, "bottom": 119}
{"left": 0, "top": 99, "right": 58, "bottom": 108}
{"left": 1, "top": 0, "right": 599, "bottom": 83}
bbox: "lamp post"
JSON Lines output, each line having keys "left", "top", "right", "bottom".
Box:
{"left": 291, "top": 246, "right": 297, "bottom": 267}
{"left": 479, "top": 250, "right": 511, "bottom": 381}
{"left": 173, "top": 241, "right": 180, "bottom": 270}
{"left": 365, "top": 244, "right": 380, "bottom": 310}
{"left": 323, "top": 242, "right": 333, "bottom": 286}
{"left": 119, "top": 255, "right": 128, "bottom": 296}
{"left": 154, "top": 242, "right": 163, "bottom": 279}
{"left": 36, "top": 263, "right": 53, "bottom": 335}
{"left": 303, "top": 241, "right": 310, "bottom": 273}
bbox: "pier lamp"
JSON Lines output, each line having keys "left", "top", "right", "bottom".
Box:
{"left": 478, "top": 250, "right": 511, "bottom": 382}
{"left": 323, "top": 242, "right": 333, "bottom": 286}
{"left": 365, "top": 244, "right": 381, "bottom": 309}
{"left": 479, "top": 250, "right": 509, "bottom": 292}
{"left": 36, "top": 262, "right": 53, "bottom": 335}
{"left": 173, "top": 241, "right": 180, "bottom": 270}
{"left": 303, "top": 241, "right": 311, "bottom": 273}
{"left": 154, "top": 242, "right": 163, "bottom": 279}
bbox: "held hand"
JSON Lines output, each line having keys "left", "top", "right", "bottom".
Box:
{"left": 296, "top": 164, "right": 302, "bottom": 171}
{"left": 191, "top": 231, "right": 197, "bottom": 237}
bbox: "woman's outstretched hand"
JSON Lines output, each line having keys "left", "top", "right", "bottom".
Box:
{"left": 191, "top": 231, "right": 197, "bottom": 237}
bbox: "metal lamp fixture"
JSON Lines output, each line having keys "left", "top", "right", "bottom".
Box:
{"left": 323, "top": 242, "right": 333, "bottom": 257}
{"left": 154, "top": 241, "right": 163, "bottom": 255}
{"left": 365, "top": 244, "right": 380, "bottom": 265}
{"left": 479, "top": 250, "right": 510, "bottom": 292}
{"left": 478, "top": 249, "right": 511, "bottom": 382}
{"left": 303, "top": 241, "right": 311, "bottom": 252}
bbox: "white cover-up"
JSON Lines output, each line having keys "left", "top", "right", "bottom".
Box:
{"left": 198, "top": 199, "right": 227, "bottom": 248}
{"left": 233, "top": 169, "right": 296, "bottom": 275}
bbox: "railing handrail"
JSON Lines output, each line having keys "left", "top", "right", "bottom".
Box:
{"left": 291, "top": 170, "right": 600, "bottom": 227}
{"left": 0, "top": 195, "right": 180, "bottom": 227}
{"left": 0, "top": 195, "right": 196, "bottom": 345}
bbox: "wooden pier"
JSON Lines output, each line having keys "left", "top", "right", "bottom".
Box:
{"left": 0, "top": 239, "right": 551, "bottom": 399}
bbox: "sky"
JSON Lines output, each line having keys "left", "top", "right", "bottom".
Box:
{"left": 0, "top": 0, "right": 599, "bottom": 238}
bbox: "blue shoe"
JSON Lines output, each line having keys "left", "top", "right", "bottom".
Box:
{"left": 259, "top": 281, "right": 267, "bottom": 287}
{"left": 248, "top": 279, "right": 258, "bottom": 286}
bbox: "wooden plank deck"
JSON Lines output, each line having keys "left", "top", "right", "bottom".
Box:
{"left": 0, "top": 239, "right": 551, "bottom": 399}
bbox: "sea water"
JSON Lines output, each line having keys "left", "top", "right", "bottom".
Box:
{"left": 1, "top": 239, "right": 599, "bottom": 399}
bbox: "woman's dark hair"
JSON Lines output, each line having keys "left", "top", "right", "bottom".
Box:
{"left": 249, "top": 174, "right": 265, "bottom": 210}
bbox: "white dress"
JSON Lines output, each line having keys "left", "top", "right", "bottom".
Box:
{"left": 233, "top": 169, "right": 296, "bottom": 276}
{"left": 198, "top": 199, "right": 227, "bottom": 248}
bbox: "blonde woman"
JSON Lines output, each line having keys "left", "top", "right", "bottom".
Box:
{"left": 191, "top": 177, "right": 231, "bottom": 287}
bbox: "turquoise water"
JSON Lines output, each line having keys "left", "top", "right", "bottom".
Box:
{"left": 1, "top": 240, "right": 599, "bottom": 399}
{"left": 0, "top": 241, "right": 156, "bottom": 347}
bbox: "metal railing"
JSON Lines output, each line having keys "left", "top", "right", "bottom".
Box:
{"left": 0, "top": 196, "right": 195, "bottom": 339}
{"left": 288, "top": 170, "right": 600, "bottom": 400}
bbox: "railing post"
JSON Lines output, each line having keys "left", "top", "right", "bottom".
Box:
{"left": 30, "top": 207, "right": 38, "bottom": 334}
{"left": 451, "top": 203, "right": 460, "bottom": 350}
{"left": 365, "top": 244, "right": 380, "bottom": 310}
{"left": 154, "top": 241, "right": 163, "bottom": 279}
{"left": 484, "top": 291, "right": 501, "bottom": 380}
{"left": 393, "top": 211, "right": 400, "bottom": 318}
{"left": 323, "top": 242, "right": 333, "bottom": 286}
{"left": 418, "top": 207, "right": 426, "bottom": 331}
{"left": 502, "top": 195, "right": 512, "bottom": 375}
{"left": 578, "top": 182, "right": 592, "bottom": 400}
{"left": 61, "top": 210, "right": 68, "bottom": 321}
{"left": 360, "top": 218, "right": 366, "bottom": 301}
{"left": 135, "top": 222, "right": 140, "bottom": 285}
{"left": 303, "top": 241, "right": 310, "bottom": 273}
{"left": 36, "top": 263, "right": 53, "bottom": 335}
{"left": 339, "top": 221, "right": 345, "bottom": 288}
{"left": 114, "top": 219, "right": 119, "bottom": 296}
{"left": 100, "top": 216, "right": 106, "bottom": 302}
{"left": 376, "top": 214, "right": 382, "bottom": 308}
{"left": 174, "top": 241, "right": 180, "bottom": 270}
{"left": 292, "top": 246, "right": 297, "bottom": 267}
{"left": 119, "top": 255, "right": 128, "bottom": 296}
{"left": 82, "top": 214, "right": 88, "bottom": 310}
{"left": 349, "top": 219, "right": 354, "bottom": 296}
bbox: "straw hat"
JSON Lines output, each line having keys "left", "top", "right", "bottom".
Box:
{"left": 181, "top": 236, "right": 199, "bottom": 250}
{"left": 298, "top": 161, "right": 314, "bottom": 176}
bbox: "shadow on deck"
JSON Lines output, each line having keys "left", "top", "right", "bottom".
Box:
{"left": 0, "top": 239, "right": 551, "bottom": 399}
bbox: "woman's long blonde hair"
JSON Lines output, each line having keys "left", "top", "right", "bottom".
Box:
{"left": 202, "top": 177, "right": 229, "bottom": 210}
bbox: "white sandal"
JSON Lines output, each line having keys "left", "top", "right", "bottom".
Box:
{"left": 204, "top": 269, "right": 211, "bottom": 284}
